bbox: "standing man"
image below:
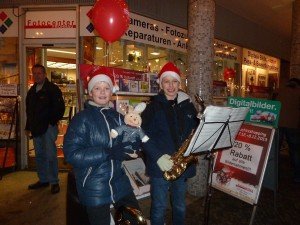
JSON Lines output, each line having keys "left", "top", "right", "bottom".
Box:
{"left": 141, "top": 62, "right": 199, "bottom": 225}
{"left": 277, "top": 77, "right": 300, "bottom": 183}
{"left": 25, "top": 64, "right": 65, "bottom": 194}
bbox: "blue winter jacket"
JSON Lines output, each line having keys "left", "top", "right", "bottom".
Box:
{"left": 141, "top": 91, "right": 199, "bottom": 178}
{"left": 63, "top": 102, "right": 133, "bottom": 207}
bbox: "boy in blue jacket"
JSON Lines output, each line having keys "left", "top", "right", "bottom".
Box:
{"left": 63, "top": 72, "right": 142, "bottom": 225}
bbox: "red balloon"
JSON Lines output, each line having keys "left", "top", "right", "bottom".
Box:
{"left": 91, "top": 0, "right": 130, "bottom": 43}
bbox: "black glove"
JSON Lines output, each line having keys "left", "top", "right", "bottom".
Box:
{"left": 108, "top": 142, "right": 139, "bottom": 161}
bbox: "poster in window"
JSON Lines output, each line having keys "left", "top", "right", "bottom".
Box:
{"left": 246, "top": 69, "right": 256, "bottom": 86}
{"left": 257, "top": 74, "right": 267, "bottom": 87}
{"left": 83, "top": 36, "right": 95, "bottom": 63}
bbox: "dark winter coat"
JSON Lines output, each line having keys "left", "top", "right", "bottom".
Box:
{"left": 25, "top": 78, "right": 65, "bottom": 137}
{"left": 141, "top": 91, "right": 199, "bottom": 178}
{"left": 63, "top": 102, "right": 133, "bottom": 207}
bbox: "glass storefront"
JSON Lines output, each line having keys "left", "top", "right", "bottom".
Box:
{"left": 0, "top": 37, "right": 19, "bottom": 84}
{"left": 242, "top": 48, "right": 280, "bottom": 99}
{"left": 212, "top": 39, "right": 242, "bottom": 105}
{"left": 82, "top": 36, "right": 187, "bottom": 79}
{"left": 0, "top": 37, "right": 19, "bottom": 169}
{"left": 25, "top": 46, "right": 77, "bottom": 169}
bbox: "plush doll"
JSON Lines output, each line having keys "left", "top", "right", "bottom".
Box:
{"left": 110, "top": 102, "right": 149, "bottom": 157}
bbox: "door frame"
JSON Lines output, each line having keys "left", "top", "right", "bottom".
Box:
{"left": 18, "top": 5, "right": 80, "bottom": 169}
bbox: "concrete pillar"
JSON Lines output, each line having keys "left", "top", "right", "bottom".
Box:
{"left": 291, "top": 0, "right": 300, "bottom": 79}
{"left": 186, "top": 0, "right": 215, "bottom": 197}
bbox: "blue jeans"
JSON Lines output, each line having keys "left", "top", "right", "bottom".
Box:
{"left": 279, "top": 127, "right": 300, "bottom": 180}
{"left": 33, "top": 125, "right": 59, "bottom": 184}
{"left": 150, "top": 177, "right": 187, "bottom": 225}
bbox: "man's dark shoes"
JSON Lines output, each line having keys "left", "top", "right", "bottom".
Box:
{"left": 51, "top": 183, "right": 60, "bottom": 194}
{"left": 28, "top": 181, "right": 49, "bottom": 190}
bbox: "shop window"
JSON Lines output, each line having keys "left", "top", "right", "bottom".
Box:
{"left": 0, "top": 37, "right": 19, "bottom": 84}
{"left": 213, "top": 40, "right": 241, "bottom": 98}
{"left": 81, "top": 37, "right": 187, "bottom": 76}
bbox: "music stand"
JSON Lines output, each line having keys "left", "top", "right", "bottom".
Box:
{"left": 184, "top": 106, "right": 249, "bottom": 225}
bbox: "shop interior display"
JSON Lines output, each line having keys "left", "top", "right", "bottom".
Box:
{"left": 0, "top": 96, "right": 18, "bottom": 173}
{"left": 0, "top": 38, "right": 19, "bottom": 84}
{"left": 86, "top": 37, "right": 187, "bottom": 75}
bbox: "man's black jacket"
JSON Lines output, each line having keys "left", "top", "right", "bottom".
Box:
{"left": 25, "top": 78, "right": 65, "bottom": 137}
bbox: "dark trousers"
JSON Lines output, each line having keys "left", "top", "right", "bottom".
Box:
{"left": 86, "top": 192, "right": 140, "bottom": 225}
{"left": 66, "top": 171, "right": 90, "bottom": 225}
{"left": 279, "top": 127, "right": 300, "bottom": 180}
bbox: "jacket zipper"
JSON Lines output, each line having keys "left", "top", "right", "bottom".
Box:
{"left": 109, "top": 160, "right": 115, "bottom": 203}
{"left": 83, "top": 167, "right": 92, "bottom": 187}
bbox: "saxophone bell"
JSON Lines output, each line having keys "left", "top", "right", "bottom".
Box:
{"left": 114, "top": 206, "right": 147, "bottom": 225}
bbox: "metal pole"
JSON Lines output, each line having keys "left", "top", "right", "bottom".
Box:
{"left": 249, "top": 204, "right": 257, "bottom": 225}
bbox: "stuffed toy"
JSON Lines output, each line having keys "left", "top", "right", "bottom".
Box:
{"left": 110, "top": 102, "right": 149, "bottom": 157}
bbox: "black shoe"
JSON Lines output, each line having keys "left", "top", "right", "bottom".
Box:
{"left": 28, "top": 181, "right": 49, "bottom": 190}
{"left": 51, "top": 183, "right": 60, "bottom": 194}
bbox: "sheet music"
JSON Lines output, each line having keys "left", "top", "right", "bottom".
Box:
{"left": 184, "top": 106, "right": 249, "bottom": 156}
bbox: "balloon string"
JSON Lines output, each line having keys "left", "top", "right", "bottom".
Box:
{"left": 105, "top": 41, "right": 111, "bottom": 66}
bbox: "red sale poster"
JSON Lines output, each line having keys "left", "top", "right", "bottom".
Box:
{"left": 211, "top": 123, "right": 274, "bottom": 205}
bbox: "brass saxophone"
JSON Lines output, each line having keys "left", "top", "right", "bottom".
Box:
{"left": 114, "top": 206, "right": 147, "bottom": 225}
{"left": 163, "top": 94, "right": 205, "bottom": 181}
{"left": 163, "top": 131, "right": 198, "bottom": 181}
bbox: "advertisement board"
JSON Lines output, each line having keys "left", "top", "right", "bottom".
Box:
{"left": 227, "top": 97, "right": 281, "bottom": 128}
{"left": 211, "top": 123, "right": 274, "bottom": 205}
{"left": 80, "top": 6, "right": 188, "bottom": 53}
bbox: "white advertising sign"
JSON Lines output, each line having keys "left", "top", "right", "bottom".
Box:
{"left": 243, "top": 48, "right": 280, "bottom": 72}
{"left": 123, "top": 13, "right": 188, "bottom": 53}
{"left": 0, "top": 8, "right": 18, "bottom": 37}
{"left": 80, "top": 6, "right": 188, "bottom": 53}
{"left": 25, "top": 10, "right": 76, "bottom": 38}
{"left": 212, "top": 123, "right": 274, "bottom": 205}
{"left": 214, "top": 39, "right": 241, "bottom": 62}
{"left": 0, "top": 84, "right": 18, "bottom": 96}
{"left": 219, "top": 141, "right": 263, "bottom": 175}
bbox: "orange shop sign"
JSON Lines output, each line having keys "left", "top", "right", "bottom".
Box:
{"left": 25, "top": 10, "right": 76, "bottom": 38}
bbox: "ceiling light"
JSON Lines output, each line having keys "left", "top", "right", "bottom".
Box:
{"left": 127, "top": 45, "right": 135, "bottom": 49}
{"left": 47, "top": 49, "right": 76, "bottom": 55}
{"left": 150, "top": 52, "right": 160, "bottom": 56}
{"left": 47, "top": 61, "right": 76, "bottom": 69}
{"left": 96, "top": 47, "right": 103, "bottom": 50}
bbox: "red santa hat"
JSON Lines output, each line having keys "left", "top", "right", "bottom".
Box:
{"left": 158, "top": 62, "right": 181, "bottom": 84}
{"left": 88, "top": 71, "right": 119, "bottom": 93}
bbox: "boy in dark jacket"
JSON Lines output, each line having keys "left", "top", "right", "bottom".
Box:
{"left": 26, "top": 64, "right": 65, "bottom": 194}
{"left": 63, "top": 72, "right": 142, "bottom": 225}
{"left": 141, "top": 62, "right": 199, "bottom": 225}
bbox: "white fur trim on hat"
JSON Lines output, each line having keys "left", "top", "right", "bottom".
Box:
{"left": 159, "top": 71, "right": 181, "bottom": 84}
{"left": 88, "top": 74, "right": 113, "bottom": 93}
